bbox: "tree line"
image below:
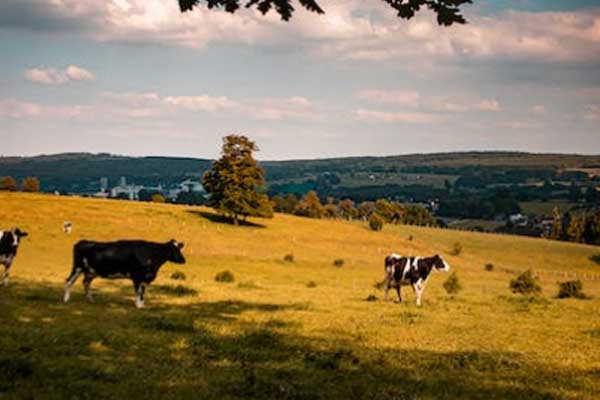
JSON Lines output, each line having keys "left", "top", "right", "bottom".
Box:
{"left": 547, "top": 207, "right": 600, "bottom": 245}
{"left": 0, "top": 176, "right": 40, "bottom": 193}
{"left": 200, "top": 135, "right": 437, "bottom": 228}
{"left": 271, "top": 192, "right": 436, "bottom": 227}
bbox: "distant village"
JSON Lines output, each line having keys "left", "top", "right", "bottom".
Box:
{"left": 88, "top": 177, "right": 206, "bottom": 204}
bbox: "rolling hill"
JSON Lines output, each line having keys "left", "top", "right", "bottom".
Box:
{"left": 1, "top": 151, "right": 599, "bottom": 194}
{"left": 1, "top": 192, "right": 599, "bottom": 399}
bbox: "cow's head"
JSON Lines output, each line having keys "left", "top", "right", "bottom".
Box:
{"left": 432, "top": 254, "right": 450, "bottom": 272}
{"left": 168, "top": 239, "right": 186, "bottom": 264}
{"left": 10, "top": 228, "right": 28, "bottom": 247}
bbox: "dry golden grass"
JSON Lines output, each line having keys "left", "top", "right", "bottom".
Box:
{"left": 1, "top": 192, "right": 599, "bottom": 399}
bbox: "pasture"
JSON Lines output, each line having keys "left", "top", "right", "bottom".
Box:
{"left": 1, "top": 192, "right": 599, "bottom": 399}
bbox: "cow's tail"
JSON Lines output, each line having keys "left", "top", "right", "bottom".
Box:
{"left": 66, "top": 241, "right": 86, "bottom": 281}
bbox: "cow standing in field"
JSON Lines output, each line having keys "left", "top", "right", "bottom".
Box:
{"left": 63, "top": 239, "right": 186, "bottom": 308}
{"left": 0, "top": 228, "right": 28, "bottom": 286}
{"left": 383, "top": 253, "right": 450, "bottom": 306}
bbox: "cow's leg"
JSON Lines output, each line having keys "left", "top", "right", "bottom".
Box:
{"left": 384, "top": 277, "right": 391, "bottom": 301}
{"left": 133, "top": 281, "right": 146, "bottom": 309}
{"left": 396, "top": 285, "right": 402, "bottom": 303}
{"left": 412, "top": 279, "right": 425, "bottom": 306}
{"left": 83, "top": 274, "right": 95, "bottom": 303}
{"left": 2, "top": 261, "right": 12, "bottom": 287}
{"left": 63, "top": 268, "right": 82, "bottom": 302}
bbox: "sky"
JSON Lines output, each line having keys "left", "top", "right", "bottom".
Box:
{"left": 0, "top": 0, "right": 599, "bottom": 160}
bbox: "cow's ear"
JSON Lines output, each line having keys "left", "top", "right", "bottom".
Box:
{"left": 19, "top": 230, "right": 28, "bottom": 237}
{"left": 178, "top": 242, "right": 185, "bottom": 249}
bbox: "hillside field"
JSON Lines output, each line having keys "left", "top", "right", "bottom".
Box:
{"left": 1, "top": 193, "right": 600, "bottom": 399}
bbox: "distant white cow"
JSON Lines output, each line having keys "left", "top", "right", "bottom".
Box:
{"left": 63, "top": 221, "right": 72, "bottom": 234}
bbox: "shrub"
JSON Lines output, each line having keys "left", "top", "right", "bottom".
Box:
{"left": 0, "top": 176, "right": 17, "bottom": 192}
{"left": 365, "top": 294, "right": 377, "bottom": 302}
{"left": 369, "top": 214, "right": 384, "bottom": 231}
{"left": 283, "top": 253, "right": 295, "bottom": 263}
{"left": 21, "top": 177, "right": 40, "bottom": 193}
{"left": 557, "top": 280, "right": 587, "bottom": 299}
{"left": 443, "top": 272, "right": 462, "bottom": 295}
{"left": 155, "top": 284, "right": 198, "bottom": 297}
{"left": 306, "top": 281, "right": 317, "bottom": 288}
{"left": 170, "top": 271, "right": 186, "bottom": 281}
{"left": 484, "top": 263, "right": 494, "bottom": 272}
{"left": 151, "top": 193, "right": 166, "bottom": 203}
{"left": 451, "top": 242, "right": 463, "bottom": 256}
{"left": 215, "top": 270, "right": 235, "bottom": 283}
{"left": 510, "top": 270, "right": 542, "bottom": 295}
{"left": 333, "top": 259, "right": 345, "bottom": 267}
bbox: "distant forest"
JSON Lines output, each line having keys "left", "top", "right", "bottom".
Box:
{"left": 1, "top": 152, "right": 599, "bottom": 222}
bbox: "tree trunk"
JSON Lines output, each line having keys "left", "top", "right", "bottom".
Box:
{"left": 232, "top": 215, "right": 239, "bottom": 225}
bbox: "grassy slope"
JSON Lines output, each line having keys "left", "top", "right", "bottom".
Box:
{"left": 1, "top": 193, "right": 599, "bottom": 400}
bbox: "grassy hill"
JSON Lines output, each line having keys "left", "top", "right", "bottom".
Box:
{"left": 1, "top": 193, "right": 599, "bottom": 399}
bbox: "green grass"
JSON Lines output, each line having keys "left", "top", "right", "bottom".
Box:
{"left": 1, "top": 192, "right": 600, "bottom": 399}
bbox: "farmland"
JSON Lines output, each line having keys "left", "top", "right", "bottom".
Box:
{"left": 1, "top": 192, "right": 600, "bottom": 399}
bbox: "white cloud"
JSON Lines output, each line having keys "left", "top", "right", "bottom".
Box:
{"left": 356, "top": 89, "right": 421, "bottom": 107}
{"left": 6, "top": 1, "right": 600, "bottom": 63}
{"left": 100, "top": 92, "right": 318, "bottom": 121}
{"left": 433, "top": 98, "right": 501, "bottom": 113}
{"left": 24, "top": 65, "right": 95, "bottom": 85}
{"left": 356, "top": 89, "right": 500, "bottom": 113}
{"left": 354, "top": 108, "right": 440, "bottom": 124}
{"left": 164, "top": 95, "right": 236, "bottom": 113}
{"left": 24, "top": 68, "right": 68, "bottom": 85}
{"left": 65, "top": 65, "right": 95, "bottom": 81}
{"left": 0, "top": 99, "right": 88, "bottom": 118}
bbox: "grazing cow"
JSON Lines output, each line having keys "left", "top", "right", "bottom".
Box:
{"left": 0, "top": 228, "right": 28, "bottom": 286}
{"left": 63, "top": 239, "right": 186, "bottom": 308}
{"left": 383, "top": 253, "right": 450, "bottom": 306}
{"left": 63, "top": 221, "right": 72, "bottom": 234}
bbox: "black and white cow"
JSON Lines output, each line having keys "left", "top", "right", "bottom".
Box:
{"left": 63, "top": 239, "right": 186, "bottom": 308}
{"left": 383, "top": 253, "right": 450, "bottom": 306}
{"left": 0, "top": 228, "right": 28, "bottom": 286}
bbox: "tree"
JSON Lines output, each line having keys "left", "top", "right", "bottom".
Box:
{"left": 338, "top": 199, "right": 358, "bottom": 220}
{"left": 272, "top": 193, "right": 299, "bottom": 214}
{"left": 179, "top": 0, "right": 472, "bottom": 25}
{"left": 568, "top": 183, "right": 583, "bottom": 203}
{"left": 202, "top": 135, "right": 273, "bottom": 225}
{"left": 323, "top": 203, "right": 339, "bottom": 219}
{"left": 0, "top": 176, "right": 17, "bottom": 192}
{"left": 567, "top": 214, "right": 585, "bottom": 243}
{"left": 549, "top": 206, "right": 563, "bottom": 240}
{"left": 585, "top": 186, "right": 599, "bottom": 204}
{"left": 21, "top": 177, "right": 40, "bottom": 193}
{"left": 294, "top": 190, "right": 324, "bottom": 218}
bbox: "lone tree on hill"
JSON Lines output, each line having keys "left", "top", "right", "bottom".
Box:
{"left": 203, "top": 135, "right": 273, "bottom": 225}
{"left": 21, "top": 177, "right": 40, "bottom": 193}
{"left": 0, "top": 176, "right": 17, "bottom": 192}
{"left": 178, "top": 0, "right": 472, "bottom": 26}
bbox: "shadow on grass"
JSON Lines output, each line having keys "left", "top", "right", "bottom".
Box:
{"left": 590, "top": 254, "right": 600, "bottom": 265}
{"left": 0, "top": 281, "right": 597, "bottom": 400}
{"left": 187, "top": 210, "right": 266, "bottom": 228}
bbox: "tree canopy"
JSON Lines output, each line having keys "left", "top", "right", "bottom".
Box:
{"left": 203, "top": 135, "right": 273, "bottom": 224}
{"left": 179, "top": 0, "right": 472, "bottom": 26}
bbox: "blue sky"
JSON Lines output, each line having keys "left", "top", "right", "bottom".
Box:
{"left": 0, "top": 0, "right": 599, "bottom": 160}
